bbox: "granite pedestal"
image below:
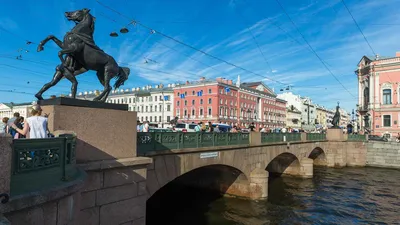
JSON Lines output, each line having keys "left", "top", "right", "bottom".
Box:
{"left": 326, "top": 128, "right": 345, "bottom": 141}
{"left": 39, "top": 97, "right": 137, "bottom": 162}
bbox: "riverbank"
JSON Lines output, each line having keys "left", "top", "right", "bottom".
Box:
{"left": 366, "top": 142, "right": 400, "bottom": 169}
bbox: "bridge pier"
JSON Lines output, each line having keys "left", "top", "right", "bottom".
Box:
{"left": 281, "top": 157, "right": 313, "bottom": 178}
{"left": 249, "top": 168, "right": 269, "bottom": 200}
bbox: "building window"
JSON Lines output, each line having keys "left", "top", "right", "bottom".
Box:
{"left": 167, "top": 105, "right": 171, "bottom": 111}
{"left": 220, "top": 107, "right": 223, "bottom": 115}
{"left": 184, "top": 110, "right": 187, "bottom": 116}
{"left": 383, "top": 89, "right": 392, "bottom": 105}
{"left": 208, "top": 108, "right": 212, "bottom": 116}
{"left": 150, "top": 106, "right": 153, "bottom": 112}
{"left": 220, "top": 99, "right": 223, "bottom": 104}
{"left": 200, "top": 99, "right": 203, "bottom": 104}
{"left": 129, "top": 98, "right": 131, "bottom": 103}
{"left": 149, "top": 96, "right": 152, "bottom": 102}
{"left": 155, "top": 97, "right": 157, "bottom": 102}
{"left": 208, "top": 89, "right": 212, "bottom": 94}
{"left": 177, "top": 92, "right": 180, "bottom": 97}
{"left": 192, "top": 109, "right": 195, "bottom": 117}
{"left": 208, "top": 98, "right": 212, "bottom": 104}
{"left": 383, "top": 115, "right": 391, "bottom": 127}
{"left": 200, "top": 108, "right": 203, "bottom": 116}
{"left": 184, "top": 100, "right": 187, "bottom": 106}
{"left": 192, "top": 100, "right": 195, "bottom": 105}
{"left": 155, "top": 105, "right": 157, "bottom": 112}
{"left": 192, "top": 91, "right": 195, "bottom": 95}
{"left": 155, "top": 116, "right": 157, "bottom": 122}
{"left": 184, "top": 91, "right": 187, "bottom": 96}
{"left": 177, "top": 101, "right": 180, "bottom": 106}
{"left": 176, "top": 109, "right": 180, "bottom": 116}
{"left": 167, "top": 116, "right": 171, "bottom": 122}
{"left": 159, "top": 116, "right": 161, "bottom": 122}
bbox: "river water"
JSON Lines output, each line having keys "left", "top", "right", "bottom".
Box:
{"left": 147, "top": 167, "right": 400, "bottom": 225}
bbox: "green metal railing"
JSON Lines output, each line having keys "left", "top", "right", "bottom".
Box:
{"left": 261, "top": 133, "right": 301, "bottom": 143}
{"left": 10, "top": 135, "right": 77, "bottom": 196}
{"left": 306, "top": 133, "right": 326, "bottom": 141}
{"left": 348, "top": 134, "right": 366, "bottom": 142}
{"left": 137, "top": 132, "right": 249, "bottom": 154}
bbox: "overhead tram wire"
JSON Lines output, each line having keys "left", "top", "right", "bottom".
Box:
{"left": 273, "top": 0, "right": 356, "bottom": 98}
{"left": 340, "top": 0, "right": 376, "bottom": 55}
{"left": 340, "top": 0, "right": 394, "bottom": 84}
{"left": 233, "top": 5, "right": 274, "bottom": 73}
{"left": 95, "top": 0, "right": 289, "bottom": 86}
{"left": 97, "top": 12, "right": 231, "bottom": 79}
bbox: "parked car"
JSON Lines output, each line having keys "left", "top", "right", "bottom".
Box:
{"left": 173, "top": 123, "right": 199, "bottom": 132}
{"left": 211, "top": 123, "right": 232, "bottom": 132}
{"left": 149, "top": 128, "right": 173, "bottom": 132}
{"left": 368, "top": 135, "right": 388, "bottom": 142}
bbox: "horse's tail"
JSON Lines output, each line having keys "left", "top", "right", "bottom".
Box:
{"left": 114, "top": 67, "right": 130, "bottom": 89}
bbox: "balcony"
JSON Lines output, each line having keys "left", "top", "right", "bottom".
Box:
{"left": 357, "top": 105, "right": 368, "bottom": 112}
{"left": 356, "top": 66, "right": 371, "bottom": 76}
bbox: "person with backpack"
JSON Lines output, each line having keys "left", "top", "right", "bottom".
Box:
{"left": 7, "top": 112, "right": 20, "bottom": 138}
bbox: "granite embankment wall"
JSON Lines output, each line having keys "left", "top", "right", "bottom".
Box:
{"left": 366, "top": 142, "right": 400, "bottom": 169}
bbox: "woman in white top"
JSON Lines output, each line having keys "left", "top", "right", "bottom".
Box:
{"left": 11, "top": 104, "right": 49, "bottom": 139}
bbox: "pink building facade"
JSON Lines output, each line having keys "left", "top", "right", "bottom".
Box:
{"left": 356, "top": 52, "right": 400, "bottom": 138}
{"left": 173, "top": 77, "right": 286, "bottom": 130}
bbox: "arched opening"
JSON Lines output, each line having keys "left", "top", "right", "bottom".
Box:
{"left": 308, "top": 147, "right": 327, "bottom": 166}
{"left": 266, "top": 152, "right": 300, "bottom": 178}
{"left": 146, "top": 165, "right": 249, "bottom": 225}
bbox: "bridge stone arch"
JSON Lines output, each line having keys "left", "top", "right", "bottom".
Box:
{"left": 308, "top": 147, "right": 328, "bottom": 166}
{"left": 146, "top": 152, "right": 250, "bottom": 200}
{"left": 266, "top": 152, "right": 300, "bottom": 177}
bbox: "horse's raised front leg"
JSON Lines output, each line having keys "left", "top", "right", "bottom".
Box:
{"left": 37, "top": 35, "right": 63, "bottom": 52}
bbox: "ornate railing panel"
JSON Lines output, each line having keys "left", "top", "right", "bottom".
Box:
{"left": 137, "top": 132, "right": 249, "bottom": 154}
{"left": 306, "top": 133, "right": 326, "bottom": 141}
{"left": 348, "top": 134, "right": 366, "bottom": 142}
{"left": 10, "top": 135, "right": 77, "bottom": 196}
{"left": 261, "top": 133, "right": 301, "bottom": 143}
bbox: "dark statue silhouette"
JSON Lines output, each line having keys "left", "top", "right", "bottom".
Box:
{"left": 331, "top": 104, "right": 341, "bottom": 128}
{"left": 35, "top": 8, "right": 130, "bottom": 102}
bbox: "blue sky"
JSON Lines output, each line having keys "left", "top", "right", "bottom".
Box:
{"left": 1, "top": 0, "right": 400, "bottom": 112}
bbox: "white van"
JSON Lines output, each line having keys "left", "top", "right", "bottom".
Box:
{"left": 174, "top": 123, "right": 199, "bottom": 132}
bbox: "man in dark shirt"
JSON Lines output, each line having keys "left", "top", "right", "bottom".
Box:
{"left": 249, "top": 122, "right": 255, "bottom": 132}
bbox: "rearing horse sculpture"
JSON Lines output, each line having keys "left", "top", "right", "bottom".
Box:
{"left": 35, "top": 8, "right": 130, "bottom": 102}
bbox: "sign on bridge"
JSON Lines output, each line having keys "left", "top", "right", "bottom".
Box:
{"left": 200, "top": 152, "right": 219, "bottom": 159}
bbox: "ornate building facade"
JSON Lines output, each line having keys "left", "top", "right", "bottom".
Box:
{"left": 356, "top": 52, "right": 400, "bottom": 138}
{"left": 172, "top": 77, "right": 286, "bottom": 129}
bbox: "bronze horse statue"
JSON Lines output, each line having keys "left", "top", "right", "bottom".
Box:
{"left": 35, "top": 8, "right": 130, "bottom": 102}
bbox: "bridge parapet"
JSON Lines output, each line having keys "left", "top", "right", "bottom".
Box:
{"left": 0, "top": 134, "right": 85, "bottom": 225}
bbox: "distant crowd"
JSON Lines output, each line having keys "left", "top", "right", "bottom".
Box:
{"left": 1, "top": 104, "right": 49, "bottom": 139}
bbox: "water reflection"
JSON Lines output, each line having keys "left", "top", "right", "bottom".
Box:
{"left": 147, "top": 167, "right": 400, "bottom": 225}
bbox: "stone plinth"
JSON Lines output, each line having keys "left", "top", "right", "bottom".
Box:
{"left": 326, "top": 128, "right": 345, "bottom": 141}
{"left": 0, "top": 136, "right": 12, "bottom": 198}
{"left": 40, "top": 98, "right": 137, "bottom": 162}
{"left": 249, "top": 132, "right": 261, "bottom": 146}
